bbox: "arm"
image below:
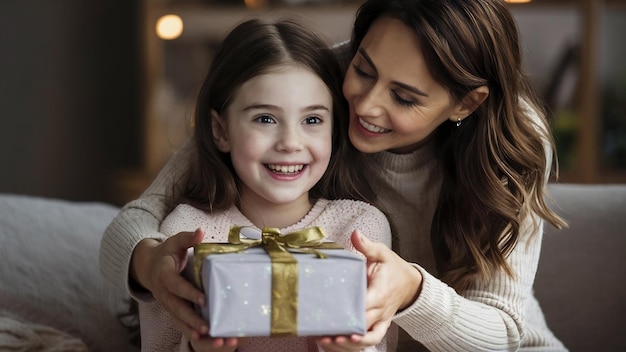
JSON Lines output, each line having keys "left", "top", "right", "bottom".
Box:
{"left": 99, "top": 139, "right": 218, "bottom": 342}
{"left": 99, "top": 138, "right": 192, "bottom": 293}
{"left": 394, "top": 217, "right": 542, "bottom": 351}
{"left": 354, "top": 214, "right": 551, "bottom": 351}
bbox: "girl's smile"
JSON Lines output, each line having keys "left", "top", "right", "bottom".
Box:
{"left": 211, "top": 64, "right": 333, "bottom": 225}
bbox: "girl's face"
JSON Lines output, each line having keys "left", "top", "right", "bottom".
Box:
{"left": 343, "top": 16, "right": 467, "bottom": 154}
{"left": 212, "top": 65, "right": 333, "bottom": 216}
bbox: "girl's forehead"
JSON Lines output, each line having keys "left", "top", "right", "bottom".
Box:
{"left": 227, "top": 66, "right": 333, "bottom": 113}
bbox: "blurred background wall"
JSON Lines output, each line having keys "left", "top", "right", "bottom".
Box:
{"left": 1, "top": 0, "right": 624, "bottom": 206}
{"left": 0, "top": 0, "right": 141, "bottom": 203}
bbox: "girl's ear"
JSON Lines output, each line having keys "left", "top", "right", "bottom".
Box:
{"left": 211, "top": 109, "right": 230, "bottom": 153}
{"left": 450, "top": 86, "right": 489, "bottom": 123}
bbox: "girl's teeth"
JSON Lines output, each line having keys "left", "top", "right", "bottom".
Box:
{"left": 360, "top": 118, "right": 390, "bottom": 133}
{"left": 267, "top": 164, "right": 304, "bottom": 173}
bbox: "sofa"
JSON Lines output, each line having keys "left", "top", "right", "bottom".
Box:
{"left": 0, "top": 183, "right": 624, "bottom": 351}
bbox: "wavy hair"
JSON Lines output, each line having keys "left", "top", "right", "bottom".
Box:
{"left": 173, "top": 18, "right": 374, "bottom": 213}
{"left": 353, "top": 0, "right": 566, "bottom": 290}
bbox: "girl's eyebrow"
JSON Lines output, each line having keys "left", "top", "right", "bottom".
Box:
{"left": 302, "top": 105, "right": 331, "bottom": 113}
{"left": 357, "top": 48, "right": 429, "bottom": 98}
{"left": 243, "top": 104, "right": 331, "bottom": 112}
{"left": 243, "top": 104, "right": 278, "bottom": 111}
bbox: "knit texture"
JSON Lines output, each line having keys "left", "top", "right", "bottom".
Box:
{"left": 99, "top": 134, "right": 567, "bottom": 351}
{"left": 138, "top": 199, "right": 395, "bottom": 351}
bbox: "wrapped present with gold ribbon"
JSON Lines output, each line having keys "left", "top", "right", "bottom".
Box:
{"left": 187, "top": 226, "right": 367, "bottom": 338}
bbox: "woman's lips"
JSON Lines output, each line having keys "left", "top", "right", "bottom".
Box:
{"left": 358, "top": 117, "right": 391, "bottom": 133}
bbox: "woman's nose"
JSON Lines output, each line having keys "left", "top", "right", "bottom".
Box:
{"left": 353, "top": 84, "right": 385, "bottom": 118}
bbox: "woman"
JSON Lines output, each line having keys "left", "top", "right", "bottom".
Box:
{"left": 100, "top": 0, "right": 567, "bottom": 351}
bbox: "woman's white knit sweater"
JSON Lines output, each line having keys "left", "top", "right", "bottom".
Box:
{"left": 99, "top": 138, "right": 567, "bottom": 351}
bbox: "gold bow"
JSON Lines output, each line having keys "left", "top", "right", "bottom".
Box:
{"left": 192, "top": 226, "right": 342, "bottom": 336}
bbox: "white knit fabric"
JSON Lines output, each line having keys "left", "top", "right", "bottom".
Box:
{"left": 137, "top": 199, "right": 396, "bottom": 351}
{"left": 100, "top": 136, "right": 567, "bottom": 351}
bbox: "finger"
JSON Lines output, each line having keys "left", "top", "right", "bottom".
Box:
{"left": 162, "top": 268, "right": 206, "bottom": 306}
{"left": 223, "top": 337, "right": 240, "bottom": 347}
{"left": 172, "top": 299, "right": 209, "bottom": 336}
{"left": 169, "top": 309, "right": 203, "bottom": 342}
{"left": 190, "top": 337, "right": 239, "bottom": 352}
{"left": 364, "top": 304, "right": 385, "bottom": 330}
{"left": 158, "top": 289, "right": 208, "bottom": 337}
{"left": 317, "top": 336, "right": 365, "bottom": 352}
{"left": 164, "top": 228, "right": 205, "bottom": 256}
{"left": 350, "top": 230, "right": 384, "bottom": 262}
{"left": 356, "top": 320, "right": 389, "bottom": 347}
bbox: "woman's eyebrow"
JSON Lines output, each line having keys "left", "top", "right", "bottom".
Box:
{"left": 358, "top": 48, "right": 429, "bottom": 98}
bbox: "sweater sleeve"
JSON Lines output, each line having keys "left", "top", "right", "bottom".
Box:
{"left": 99, "top": 138, "right": 193, "bottom": 294}
{"left": 393, "top": 213, "right": 550, "bottom": 351}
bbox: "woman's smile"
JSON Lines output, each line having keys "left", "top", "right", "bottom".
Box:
{"left": 358, "top": 117, "right": 391, "bottom": 134}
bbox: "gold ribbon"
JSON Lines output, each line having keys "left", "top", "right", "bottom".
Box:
{"left": 192, "top": 226, "right": 342, "bottom": 337}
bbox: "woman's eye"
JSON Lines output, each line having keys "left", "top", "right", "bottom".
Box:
{"left": 254, "top": 115, "right": 276, "bottom": 124}
{"left": 392, "top": 91, "right": 418, "bottom": 107}
{"left": 352, "top": 64, "right": 374, "bottom": 79}
{"left": 304, "top": 116, "right": 322, "bottom": 125}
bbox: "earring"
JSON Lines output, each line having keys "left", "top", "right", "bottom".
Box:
{"left": 456, "top": 117, "right": 462, "bottom": 127}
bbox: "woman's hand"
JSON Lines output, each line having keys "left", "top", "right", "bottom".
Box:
{"left": 318, "top": 230, "right": 423, "bottom": 350}
{"left": 354, "top": 230, "right": 423, "bottom": 326}
{"left": 131, "top": 228, "right": 209, "bottom": 341}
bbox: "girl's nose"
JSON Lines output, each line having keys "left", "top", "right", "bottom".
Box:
{"left": 275, "top": 126, "right": 303, "bottom": 152}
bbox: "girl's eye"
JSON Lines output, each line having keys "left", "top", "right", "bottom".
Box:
{"left": 254, "top": 115, "right": 276, "bottom": 124}
{"left": 352, "top": 64, "right": 374, "bottom": 79}
{"left": 392, "top": 90, "right": 418, "bottom": 107}
{"left": 304, "top": 116, "right": 323, "bottom": 125}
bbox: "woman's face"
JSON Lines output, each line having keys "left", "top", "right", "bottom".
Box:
{"left": 343, "top": 16, "right": 464, "bottom": 154}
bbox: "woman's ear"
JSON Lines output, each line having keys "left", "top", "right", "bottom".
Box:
{"left": 450, "top": 86, "right": 489, "bottom": 123}
{"left": 211, "top": 109, "right": 230, "bottom": 153}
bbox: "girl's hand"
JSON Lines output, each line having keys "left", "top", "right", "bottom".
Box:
{"left": 188, "top": 337, "right": 242, "bottom": 352}
{"left": 131, "top": 228, "right": 209, "bottom": 341}
{"left": 316, "top": 333, "right": 381, "bottom": 351}
{"left": 319, "top": 231, "right": 423, "bottom": 350}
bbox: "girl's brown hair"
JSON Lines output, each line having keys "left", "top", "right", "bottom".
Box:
{"left": 353, "top": 0, "right": 566, "bottom": 291}
{"left": 173, "top": 18, "right": 374, "bottom": 213}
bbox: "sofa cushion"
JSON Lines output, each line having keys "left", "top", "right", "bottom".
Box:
{"left": 537, "top": 183, "right": 626, "bottom": 351}
{"left": 0, "top": 194, "right": 137, "bottom": 352}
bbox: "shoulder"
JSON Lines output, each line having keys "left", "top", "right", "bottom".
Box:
{"left": 161, "top": 204, "right": 203, "bottom": 236}
{"left": 161, "top": 204, "right": 228, "bottom": 237}
{"left": 168, "top": 203, "right": 207, "bottom": 220}
{"left": 325, "top": 199, "right": 387, "bottom": 220}
{"left": 320, "top": 199, "right": 391, "bottom": 247}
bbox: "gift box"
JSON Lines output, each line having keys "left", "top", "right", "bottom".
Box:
{"left": 188, "top": 227, "right": 366, "bottom": 338}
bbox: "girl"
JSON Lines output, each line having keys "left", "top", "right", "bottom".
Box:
{"left": 133, "top": 18, "right": 393, "bottom": 352}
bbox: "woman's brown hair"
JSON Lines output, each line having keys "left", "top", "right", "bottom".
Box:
{"left": 353, "top": 0, "right": 567, "bottom": 291}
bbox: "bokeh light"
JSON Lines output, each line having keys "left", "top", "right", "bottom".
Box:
{"left": 156, "top": 14, "right": 183, "bottom": 40}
